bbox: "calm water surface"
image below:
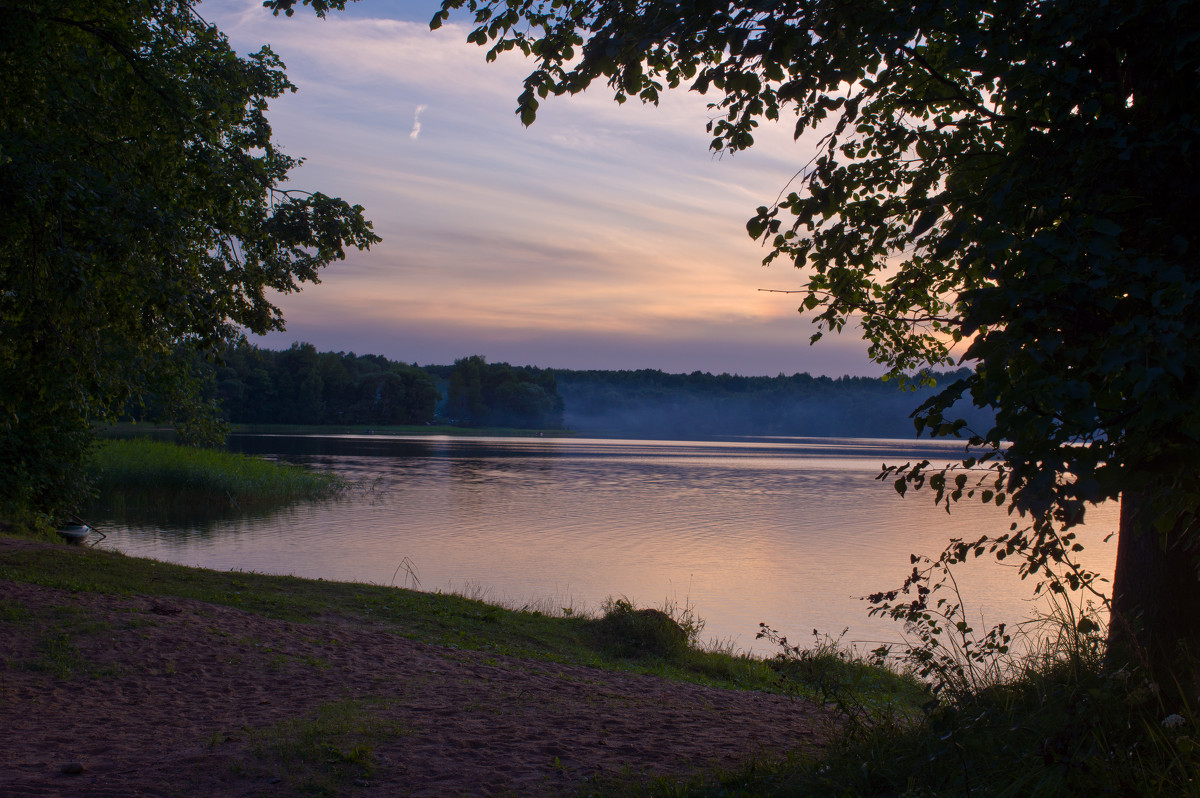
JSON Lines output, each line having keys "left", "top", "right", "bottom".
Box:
{"left": 94, "top": 435, "right": 1119, "bottom": 653}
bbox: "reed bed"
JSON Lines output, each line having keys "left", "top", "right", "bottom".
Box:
{"left": 89, "top": 438, "right": 347, "bottom": 512}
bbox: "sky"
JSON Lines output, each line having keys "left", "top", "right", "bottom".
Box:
{"left": 202, "top": 0, "right": 884, "bottom": 377}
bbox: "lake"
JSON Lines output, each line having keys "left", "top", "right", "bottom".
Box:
{"left": 92, "top": 434, "right": 1120, "bottom": 654}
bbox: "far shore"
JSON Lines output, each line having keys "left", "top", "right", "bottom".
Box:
{"left": 103, "top": 421, "right": 579, "bottom": 439}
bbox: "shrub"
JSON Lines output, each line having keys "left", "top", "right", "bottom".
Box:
{"left": 592, "top": 597, "right": 691, "bottom": 660}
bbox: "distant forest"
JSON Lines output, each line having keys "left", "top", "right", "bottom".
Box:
{"left": 193, "top": 342, "right": 993, "bottom": 439}
{"left": 423, "top": 356, "right": 564, "bottom": 429}
{"left": 212, "top": 342, "right": 440, "bottom": 426}
{"left": 204, "top": 343, "right": 564, "bottom": 429}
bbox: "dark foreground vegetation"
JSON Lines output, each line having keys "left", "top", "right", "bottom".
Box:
{"left": 694, "top": 623, "right": 1200, "bottom": 797}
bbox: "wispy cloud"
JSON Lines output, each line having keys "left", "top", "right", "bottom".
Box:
{"left": 409, "top": 104, "right": 428, "bottom": 139}
{"left": 205, "top": 0, "right": 875, "bottom": 376}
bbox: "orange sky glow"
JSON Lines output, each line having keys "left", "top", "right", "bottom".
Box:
{"left": 207, "top": 0, "right": 888, "bottom": 376}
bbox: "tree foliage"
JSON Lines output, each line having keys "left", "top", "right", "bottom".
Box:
{"left": 0, "top": 0, "right": 379, "bottom": 517}
{"left": 443, "top": 355, "right": 565, "bottom": 429}
{"left": 411, "top": 0, "right": 1198, "bottom": 670}
{"left": 211, "top": 342, "right": 440, "bottom": 426}
{"left": 271, "top": 0, "right": 1199, "bottom": 670}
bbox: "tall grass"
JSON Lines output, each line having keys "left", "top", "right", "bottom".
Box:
{"left": 650, "top": 590, "right": 1199, "bottom": 797}
{"left": 88, "top": 438, "right": 347, "bottom": 513}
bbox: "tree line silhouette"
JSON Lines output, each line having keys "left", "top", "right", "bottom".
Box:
{"left": 180, "top": 342, "right": 986, "bottom": 439}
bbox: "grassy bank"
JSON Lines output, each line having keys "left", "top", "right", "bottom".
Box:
{"left": 0, "top": 537, "right": 910, "bottom": 702}
{"left": 3, "top": 536, "right": 1194, "bottom": 796}
{"left": 89, "top": 438, "right": 347, "bottom": 513}
{"left": 1, "top": 537, "right": 888, "bottom": 793}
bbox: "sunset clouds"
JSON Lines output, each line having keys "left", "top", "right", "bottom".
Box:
{"left": 203, "top": 0, "right": 881, "bottom": 376}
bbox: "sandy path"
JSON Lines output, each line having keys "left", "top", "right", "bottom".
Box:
{"left": 0, "top": 564, "right": 827, "bottom": 796}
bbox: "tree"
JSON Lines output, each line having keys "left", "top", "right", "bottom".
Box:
{"left": 0, "top": 0, "right": 380, "bottom": 518}
{"left": 446, "top": 355, "right": 564, "bottom": 428}
{"left": 447, "top": 355, "right": 490, "bottom": 425}
{"left": 275, "top": 0, "right": 1199, "bottom": 676}
{"left": 206, "top": 342, "right": 440, "bottom": 425}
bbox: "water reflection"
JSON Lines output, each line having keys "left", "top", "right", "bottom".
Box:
{"left": 91, "top": 434, "right": 1119, "bottom": 654}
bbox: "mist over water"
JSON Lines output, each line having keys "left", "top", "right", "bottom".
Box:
{"left": 555, "top": 372, "right": 997, "bottom": 440}
{"left": 93, "top": 435, "right": 1118, "bottom": 655}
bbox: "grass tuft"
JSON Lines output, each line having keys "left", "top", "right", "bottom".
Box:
{"left": 242, "top": 698, "right": 408, "bottom": 794}
{"left": 592, "top": 597, "right": 693, "bottom": 660}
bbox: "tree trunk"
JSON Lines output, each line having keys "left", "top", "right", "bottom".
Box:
{"left": 1109, "top": 491, "right": 1200, "bottom": 692}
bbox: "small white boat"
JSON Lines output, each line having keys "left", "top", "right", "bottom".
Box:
{"left": 57, "top": 524, "right": 91, "bottom": 544}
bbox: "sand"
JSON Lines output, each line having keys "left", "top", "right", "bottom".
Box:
{"left": 0, "top": 541, "right": 828, "bottom": 796}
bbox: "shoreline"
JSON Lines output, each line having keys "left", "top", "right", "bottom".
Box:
{"left": 0, "top": 535, "right": 837, "bottom": 795}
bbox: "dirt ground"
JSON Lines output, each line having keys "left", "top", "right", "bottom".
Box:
{"left": 0, "top": 542, "right": 828, "bottom": 796}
